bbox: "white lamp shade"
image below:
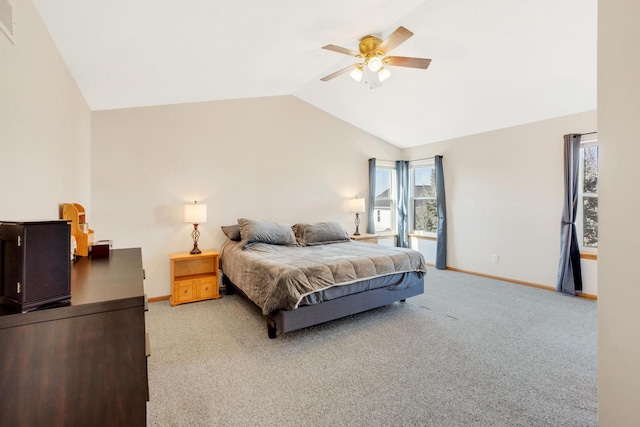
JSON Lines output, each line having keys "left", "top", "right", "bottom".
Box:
{"left": 184, "top": 203, "right": 207, "bottom": 224}
{"left": 349, "top": 68, "right": 362, "bottom": 82}
{"left": 350, "top": 67, "right": 363, "bottom": 82}
{"left": 378, "top": 67, "right": 391, "bottom": 82}
{"left": 349, "top": 198, "right": 366, "bottom": 213}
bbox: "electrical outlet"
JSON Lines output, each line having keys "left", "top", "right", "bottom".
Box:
{"left": 492, "top": 254, "right": 499, "bottom": 263}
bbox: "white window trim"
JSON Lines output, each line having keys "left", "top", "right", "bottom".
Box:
{"left": 409, "top": 159, "right": 437, "bottom": 237}
{"left": 577, "top": 136, "right": 598, "bottom": 254}
{"left": 374, "top": 161, "right": 397, "bottom": 235}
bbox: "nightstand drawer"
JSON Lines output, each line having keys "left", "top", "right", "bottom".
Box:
{"left": 197, "top": 277, "right": 217, "bottom": 299}
{"left": 175, "top": 281, "right": 196, "bottom": 302}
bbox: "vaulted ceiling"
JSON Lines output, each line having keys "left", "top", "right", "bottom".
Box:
{"left": 32, "top": 0, "right": 597, "bottom": 148}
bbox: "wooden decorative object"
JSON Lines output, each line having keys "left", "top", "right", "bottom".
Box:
{"left": 169, "top": 250, "right": 220, "bottom": 306}
{"left": 62, "top": 203, "right": 94, "bottom": 257}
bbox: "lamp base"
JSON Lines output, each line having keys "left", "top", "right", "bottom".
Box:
{"left": 190, "top": 223, "right": 201, "bottom": 255}
{"left": 353, "top": 213, "right": 361, "bottom": 236}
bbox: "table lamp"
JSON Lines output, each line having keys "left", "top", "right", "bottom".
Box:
{"left": 348, "top": 197, "right": 366, "bottom": 236}
{"left": 184, "top": 201, "right": 207, "bottom": 254}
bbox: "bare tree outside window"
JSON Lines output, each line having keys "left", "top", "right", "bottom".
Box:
{"left": 582, "top": 145, "right": 598, "bottom": 248}
{"left": 413, "top": 166, "right": 437, "bottom": 233}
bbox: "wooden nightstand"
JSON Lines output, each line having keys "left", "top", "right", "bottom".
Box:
{"left": 351, "top": 234, "right": 379, "bottom": 244}
{"left": 169, "top": 250, "right": 220, "bottom": 306}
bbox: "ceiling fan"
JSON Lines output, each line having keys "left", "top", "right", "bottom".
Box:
{"left": 320, "top": 26, "right": 431, "bottom": 89}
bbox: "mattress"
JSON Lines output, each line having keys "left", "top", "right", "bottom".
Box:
{"left": 220, "top": 240, "right": 427, "bottom": 314}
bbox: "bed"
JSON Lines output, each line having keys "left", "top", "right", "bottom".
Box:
{"left": 220, "top": 219, "right": 427, "bottom": 338}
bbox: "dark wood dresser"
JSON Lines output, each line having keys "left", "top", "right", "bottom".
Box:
{"left": 0, "top": 248, "right": 148, "bottom": 427}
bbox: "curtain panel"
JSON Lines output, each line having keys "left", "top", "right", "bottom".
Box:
{"left": 367, "top": 158, "right": 376, "bottom": 234}
{"left": 396, "top": 161, "right": 409, "bottom": 248}
{"left": 435, "top": 155, "right": 447, "bottom": 270}
{"left": 556, "top": 134, "right": 583, "bottom": 294}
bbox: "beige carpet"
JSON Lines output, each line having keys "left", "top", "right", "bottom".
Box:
{"left": 145, "top": 268, "right": 597, "bottom": 426}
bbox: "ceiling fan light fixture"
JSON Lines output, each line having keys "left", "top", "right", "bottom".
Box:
{"left": 367, "top": 56, "right": 382, "bottom": 72}
{"left": 350, "top": 66, "right": 363, "bottom": 82}
{"left": 319, "top": 26, "right": 431, "bottom": 84}
{"left": 378, "top": 67, "right": 391, "bottom": 82}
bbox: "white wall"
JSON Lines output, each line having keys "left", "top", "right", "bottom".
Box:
{"left": 598, "top": 0, "right": 640, "bottom": 424}
{"left": 0, "top": 0, "right": 91, "bottom": 220}
{"left": 91, "top": 96, "right": 401, "bottom": 297}
{"left": 410, "top": 238, "right": 437, "bottom": 265}
{"left": 581, "top": 259, "right": 597, "bottom": 296}
{"left": 378, "top": 236, "right": 397, "bottom": 247}
{"left": 402, "top": 111, "right": 597, "bottom": 291}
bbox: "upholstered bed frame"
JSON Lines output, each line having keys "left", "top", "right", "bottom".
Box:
{"left": 223, "top": 272, "right": 425, "bottom": 339}
{"left": 220, "top": 219, "right": 426, "bottom": 338}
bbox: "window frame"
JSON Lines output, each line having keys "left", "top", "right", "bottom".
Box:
{"left": 409, "top": 159, "right": 437, "bottom": 237}
{"left": 373, "top": 161, "right": 397, "bottom": 235}
{"left": 576, "top": 135, "right": 598, "bottom": 254}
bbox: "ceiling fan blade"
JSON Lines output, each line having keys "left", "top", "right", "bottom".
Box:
{"left": 384, "top": 56, "right": 432, "bottom": 69}
{"left": 320, "top": 64, "right": 359, "bottom": 81}
{"left": 376, "top": 26, "right": 414, "bottom": 54}
{"left": 322, "top": 44, "right": 360, "bottom": 57}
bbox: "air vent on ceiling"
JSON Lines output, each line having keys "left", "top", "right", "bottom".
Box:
{"left": 0, "top": 0, "right": 15, "bottom": 44}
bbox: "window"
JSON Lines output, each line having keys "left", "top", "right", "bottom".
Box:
{"left": 578, "top": 138, "right": 598, "bottom": 251}
{"left": 410, "top": 161, "right": 437, "bottom": 234}
{"left": 374, "top": 162, "right": 396, "bottom": 233}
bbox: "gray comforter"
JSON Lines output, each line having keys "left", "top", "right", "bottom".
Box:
{"left": 220, "top": 240, "right": 427, "bottom": 314}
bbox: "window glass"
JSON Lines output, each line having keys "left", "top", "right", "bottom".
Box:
{"left": 582, "top": 197, "right": 598, "bottom": 248}
{"left": 582, "top": 145, "right": 598, "bottom": 193}
{"left": 411, "top": 164, "right": 437, "bottom": 233}
{"left": 374, "top": 167, "right": 394, "bottom": 232}
{"left": 581, "top": 145, "right": 598, "bottom": 248}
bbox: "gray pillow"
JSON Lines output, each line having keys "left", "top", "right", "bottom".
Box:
{"left": 294, "top": 221, "right": 351, "bottom": 246}
{"left": 221, "top": 224, "right": 241, "bottom": 241}
{"left": 237, "top": 218, "right": 297, "bottom": 249}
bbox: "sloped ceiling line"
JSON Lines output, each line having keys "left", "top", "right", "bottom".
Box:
{"left": 32, "top": 0, "right": 597, "bottom": 148}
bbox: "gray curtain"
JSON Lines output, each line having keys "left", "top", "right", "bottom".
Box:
{"left": 396, "top": 160, "right": 409, "bottom": 248}
{"left": 435, "top": 155, "right": 447, "bottom": 270}
{"left": 556, "top": 134, "right": 583, "bottom": 294}
{"left": 367, "top": 158, "right": 376, "bottom": 234}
